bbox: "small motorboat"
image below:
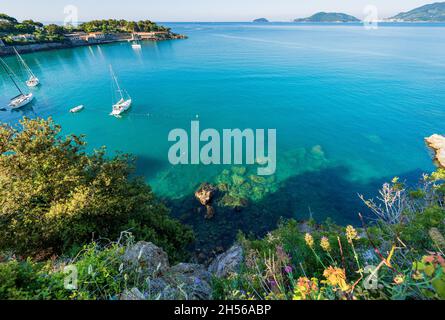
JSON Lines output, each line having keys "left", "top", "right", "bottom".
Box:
{"left": 70, "top": 105, "right": 84, "bottom": 113}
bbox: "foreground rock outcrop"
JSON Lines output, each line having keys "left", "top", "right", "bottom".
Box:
{"left": 426, "top": 134, "right": 445, "bottom": 168}
{"left": 208, "top": 245, "right": 244, "bottom": 278}
{"left": 118, "top": 242, "right": 244, "bottom": 300}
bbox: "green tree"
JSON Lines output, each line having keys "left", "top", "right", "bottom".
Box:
{"left": 0, "top": 118, "right": 194, "bottom": 260}
{"left": 44, "top": 24, "right": 65, "bottom": 36}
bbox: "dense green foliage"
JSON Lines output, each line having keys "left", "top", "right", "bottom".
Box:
{"left": 0, "top": 14, "right": 65, "bottom": 44}
{"left": 0, "top": 13, "right": 170, "bottom": 45}
{"left": 79, "top": 19, "right": 169, "bottom": 33}
{"left": 0, "top": 118, "right": 193, "bottom": 260}
{"left": 0, "top": 236, "right": 148, "bottom": 300}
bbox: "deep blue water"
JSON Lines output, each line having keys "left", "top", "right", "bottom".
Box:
{"left": 1, "top": 22, "right": 444, "bottom": 251}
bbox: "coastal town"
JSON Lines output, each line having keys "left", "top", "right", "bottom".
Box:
{"left": 0, "top": 14, "right": 186, "bottom": 56}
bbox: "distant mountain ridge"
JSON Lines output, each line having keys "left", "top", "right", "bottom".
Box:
{"left": 294, "top": 12, "right": 360, "bottom": 23}
{"left": 389, "top": 2, "right": 445, "bottom": 21}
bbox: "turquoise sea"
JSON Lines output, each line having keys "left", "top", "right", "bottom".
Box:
{"left": 1, "top": 22, "right": 445, "bottom": 252}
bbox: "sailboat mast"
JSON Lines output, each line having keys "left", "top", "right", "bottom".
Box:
{"left": 110, "top": 65, "right": 124, "bottom": 100}
{"left": 0, "top": 58, "right": 23, "bottom": 95}
{"left": 13, "top": 47, "right": 34, "bottom": 78}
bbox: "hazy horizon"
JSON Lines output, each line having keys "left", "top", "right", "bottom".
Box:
{"left": 1, "top": 0, "right": 440, "bottom": 23}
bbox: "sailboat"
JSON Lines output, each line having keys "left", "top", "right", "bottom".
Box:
{"left": 110, "top": 65, "right": 132, "bottom": 116}
{"left": 0, "top": 58, "right": 34, "bottom": 109}
{"left": 13, "top": 47, "right": 40, "bottom": 87}
{"left": 130, "top": 34, "right": 141, "bottom": 49}
{"left": 131, "top": 40, "right": 141, "bottom": 49}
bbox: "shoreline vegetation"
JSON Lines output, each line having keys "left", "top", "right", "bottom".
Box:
{"left": 0, "top": 117, "right": 444, "bottom": 300}
{"left": 0, "top": 14, "right": 187, "bottom": 56}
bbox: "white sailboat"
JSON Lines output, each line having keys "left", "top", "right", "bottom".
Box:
{"left": 13, "top": 47, "right": 40, "bottom": 87}
{"left": 131, "top": 40, "right": 141, "bottom": 49}
{"left": 130, "top": 34, "right": 142, "bottom": 49}
{"left": 110, "top": 65, "right": 132, "bottom": 116}
{"left": 0, "top": 58, "right": 34, "bottom": 109}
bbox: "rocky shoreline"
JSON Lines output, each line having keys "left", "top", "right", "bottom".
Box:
{"left": 426, "top": 134, "right": 445, "bottom": 169}
{"left": 0, "top": 33, "right": 187, "bottom": 57}
{"left": 119, "top": 241, "right": 243, "bottom": 300}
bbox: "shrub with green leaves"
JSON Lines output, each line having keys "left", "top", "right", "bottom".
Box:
{"left": 0, "top": 117, "right": 194, "bottom": 260}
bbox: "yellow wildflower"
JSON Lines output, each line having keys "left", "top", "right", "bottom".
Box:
{"left": 320, "top": 237, "right": 331, "bottom": 252}
{"left": 293, "top": 277, "right": 319, "bottom": 300}
{"left": 323, "top": 267, "right": 350, "bottom": 292}
{"left": 346, "top": 225, "right": 359, "bottom": 244}
{"left": 393, "top": 274, "right": 405, "bottom": 285}
{"left": 305, "top": 233, "right": 314, "bottom": 248}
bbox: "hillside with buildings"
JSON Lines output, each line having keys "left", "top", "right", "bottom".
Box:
{"left": 0, "top": 14, "right": 186, "bottom": 55}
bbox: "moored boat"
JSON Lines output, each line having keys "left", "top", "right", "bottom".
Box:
{"left": 70, "top": 105, "right": 85, "bottom": 113}
{"left": 14, "top": 47, "right": 40, "bottom": 87}
{"left": 109, "top": 65, "right": 132, "bottom": 116}
{"left": 0, "top": 58, "right": 34, "bottom": 109}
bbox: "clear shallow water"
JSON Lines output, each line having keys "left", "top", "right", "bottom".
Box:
{"left": 1, "top": 22, "right": 444, "bottom": 251}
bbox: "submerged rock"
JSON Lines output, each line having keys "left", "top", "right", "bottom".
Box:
{"left": 218, "top": 194, "right": 248, "bottom": 210}
{"left": 195, "top": 183, "right": 217, "bottom": 206}
{"left": 231, "top": 166, "right": 247, "bottom": 176}
{"left": 205, "top": 205, "right": 215, "bottom": 219}
{"left": 208, "top": 244, "right": 244, "bottom": 278}
{"left": 426, "top": 134, "right": 445, "bottom": 169}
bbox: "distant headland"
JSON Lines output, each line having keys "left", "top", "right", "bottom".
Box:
{"left": 291, "top": 2, "right": 445, "bottom": 23}
{"left": 0, "top": 14, "right": 187, "bottom": 56}
{"left": 294, "top": 12, "right": 360, "bottom": 23}
{"left": 388, "top": 2, "right": 445, "bottom": 22}
{"left": 253, "top": 18, "right": 269, "bottom": 23}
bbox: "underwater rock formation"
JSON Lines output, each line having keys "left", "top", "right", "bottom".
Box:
{"left": 426, "top": 134, "right": 445, "bottom": 169}
{"left": 208, "top": 244, "right": 244, "bottom": 278}
{"left": 195, "top": 183, "right": 217, "bottom": 206}
{"left": 195, "top": 183, "right": 218, "bottom": 219}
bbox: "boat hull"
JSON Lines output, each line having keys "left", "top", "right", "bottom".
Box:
{"left": 26, "top": 77, "right": 40, "bottom": 87}
{"left": 9, "top": 93, "right": 34, "bottom": 109}
{"left": 111, "top": 99, "right": 132, "bottom": 116}
{"left": 70, "top": 105, "right": 84, "bottom": 113}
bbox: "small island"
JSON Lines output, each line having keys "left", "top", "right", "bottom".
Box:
{"left": 294, "top": 12, "right": 360, "bottom": 23}
{"left": 0, "top": 14, "right": 186, "bottom": 56}
{"left": 388, "top": 1, "right": 445, "bottom": 22}
{"left": 253, "top": 18, "right": 269, "bottom": 23}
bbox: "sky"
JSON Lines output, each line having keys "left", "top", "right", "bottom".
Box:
{"left": 1, "top": 0, "right": 438, "bottom": 22}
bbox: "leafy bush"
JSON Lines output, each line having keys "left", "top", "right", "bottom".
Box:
{"left": 0, "top": 118, "right": 194, "bottom": 261}
{"left": 213, "top": 177, "right": 445, "bottom": 300}
{"left": 0, "top": 259, "right": 70, "bottom": 300}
